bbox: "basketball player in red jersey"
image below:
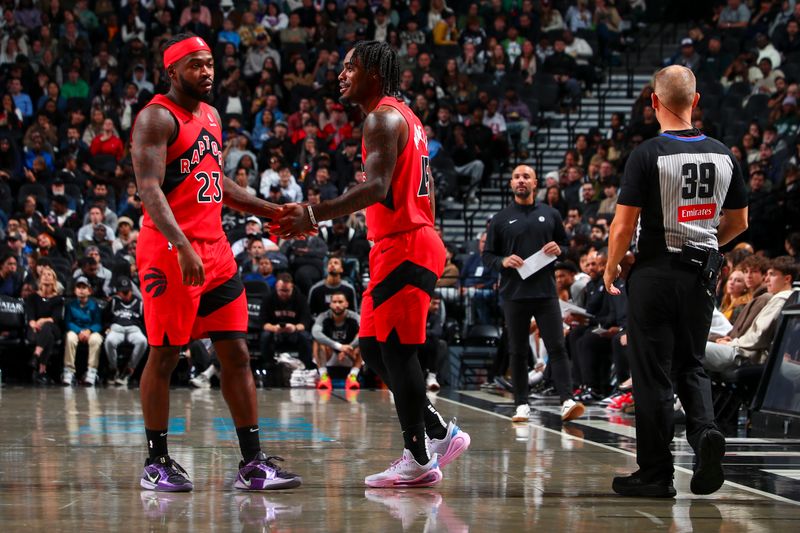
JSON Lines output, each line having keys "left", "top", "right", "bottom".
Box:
{"left": 274, "top": 41, "right": 471, "bottom": 488}
{"left": 131, "top": 34, "right": 301, "bottom": 492}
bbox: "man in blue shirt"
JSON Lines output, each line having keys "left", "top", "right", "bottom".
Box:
{"left": 62, "top": 276, "right": 104, "bottom": 386}
{"left": 8, "top": 78, "right": 33, "bottom": 120}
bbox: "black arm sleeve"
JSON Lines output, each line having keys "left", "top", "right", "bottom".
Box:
{"left": 481, "top": 215, "right": 505, "bottom": 272}
{"left": 722, "top": 153, "right": 748, "bottom": 209}
{"left": 618, "top": 146, "right": 648, "bottom": 208}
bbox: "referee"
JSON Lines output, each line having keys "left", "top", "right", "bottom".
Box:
{"left": 483, "top": 165, "right": 585, "bottom": 424}
{"left": 604, "top": 66, "right": 748, "bottom": 498}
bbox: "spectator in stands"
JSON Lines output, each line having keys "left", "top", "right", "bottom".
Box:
{"left": 77, "top": 205, "right": 115, "bottom": 245}
{"left": 717, "top": 0, "right": 752, "bottom": 31}
{"left": 458, "top": 40, "right": 486, "bottom": 76}
{"left": 230, "top": 216, "right": 278, "bottom": 257}
{"left": 25, "top": 266, "right": 63, "bottom": 385}
{"left": 597, "top": 177, "right": 619, "bottom": 220}
{"left": 754, "top": 32, "right": 781, "bottom": 69}
{"left": 567, "top": 0, "right": 593, "bottom": 32}
{"left": 73, "top": 249, "right": 110, "bottom": 298}
{"left": 720, "top": 268, "right": 752, "bottom": 321}
{"left": 752, "top": 58, "right": 784, "bottom": 94}
{"left": 318, "top": 216, "right": 370, "bottom": 263}
{"left": 282, "top": 234, "right": 327, "bottom": 295}
{"left": 111, "top": 216, "right": 136, "bottom": 254}
{"left": 500, "top": 89, "right": 532, "bottom": 159}
{"left": 312, "top": 291, "right": 362, "bottom": 390}
{"left": 0, "top": 252, "right": 22, "bottom": 297}
{"left": 433, "top": 9, "right": 459, "bottom": 48}
{"left": 8, "top": 78, "right": 33, "bottom": 120}
{"left": 89, "top": 118, "right": 125, "bottom": 162}
{"left": 420, "top": 293, "right": 445, "bottom": 392}
{"left": 308, "top": 257, "right": 358, "bottom": 318}
{"left": 259, "top": 273, "right": 313, "bottom": 369}
{"left": 774, "top": 19, "right": 800, "bottom": 56}
{"left": 544, "top": 38, "right": 582, "bottom": 110}
{"left": 698, "top": 36, "right": 733, "bottom": 81}
{"left": 48, "top": 195, "right": 81, "bottom": 233}
{"left": 103, "top": 276, "right": 146, "bottom": 387}
{"left": 704, "top": 257, "right": 797, "bottom": 372}
{"left": 62, "top": 276, "right": 103, "bottom": 386}
{"left": 61, "top": 67, "right": 90, "bottom": 101}
{"left": 576, "top": 182, "right": 600, "bottom": 223}
{"left": 243, "top": 255, "right": 277, "bottom": 288}
{"left": 672, "top": 38, "right": 702, "bottom": 71}
{"left": 460, "top": 231, "right": 499, "bottom": 326}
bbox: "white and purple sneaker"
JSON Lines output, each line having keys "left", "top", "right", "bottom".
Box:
{"left": 365, "top": 450, "right": 442, "bottom": 488}
{"left": 428, "top": 418, "right": 471, "bottom": 468}
{"left": 140, "top": 455, "right": 193, "bottom": 492}
{"left": 233, "top": 452, "right": 302, "bottom": 491}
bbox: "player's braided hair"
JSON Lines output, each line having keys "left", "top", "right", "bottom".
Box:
{"left": 352, "top": 40, "right": 400, "bottom": 97}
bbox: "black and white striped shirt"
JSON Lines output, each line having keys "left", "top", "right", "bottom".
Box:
{"left": 618, "top": 130, "right": 748, "bottom": 259}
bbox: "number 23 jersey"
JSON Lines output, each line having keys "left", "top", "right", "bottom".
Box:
{"left": 361, "top": 96, "right": 434, "bottom": 242}
{"left": 617, "top": 129, "right": 748, "bottom": 259}
{"left": 136, "top": 94, "right": 226, "bottom": 243}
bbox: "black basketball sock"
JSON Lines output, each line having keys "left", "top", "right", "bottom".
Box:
{"left": 236, "top": 425, "right": 262, "bottom": 462}
{"left": 145, "top": 428, "right": 168, "bottom": 460}
{"left": 424, "top": 400, "right": 448, "bottom": 440}
{"left": 403, "top": 423, "right": 430, "bottom": 465}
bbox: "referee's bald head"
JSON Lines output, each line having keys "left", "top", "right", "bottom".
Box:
{"left": 653, "top": 65, "right": 697, "bottom": 111}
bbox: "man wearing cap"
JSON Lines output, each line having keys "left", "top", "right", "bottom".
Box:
{"left": 112, "top": 216, "right": 138, "bottom": 254}
{"left": 104, "top": 276, "right": 147, "bottom": 387}
{"left": 131, "top": 33, "right": 301, "bottom": 492}
{"left": 673, "top": 38, "right": 701, "bottom": 71}
{"left": 231, "top": 216, "right": 280, "bottom": 258}
{"left": 63, "top": 276, "right": 104, "bottom": 386}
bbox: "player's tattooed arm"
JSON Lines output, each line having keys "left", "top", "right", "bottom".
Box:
{"left": 222, "top": 176, "right": 281, "bottom": 220}
{"left": 132, "top": 105, "right": 205, "bottom": 286}
{"left": 132, "top": 105, "right": 191, "bottom": 250}
{"left": 271, "top": 107, "right": 403, "bottom": 236}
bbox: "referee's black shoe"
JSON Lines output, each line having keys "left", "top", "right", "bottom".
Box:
{"left": 690, "top": 429, "right": 726, "bottom": 495}
{"left": 612, "top": 472, "right": 676, "bottom": 498}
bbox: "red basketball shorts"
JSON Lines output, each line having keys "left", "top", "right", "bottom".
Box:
{"left": 360, "top": 225, "right": 445, "bottom": 345}
{"left": 137, "top": 227, "right": 247, "bottom": 347}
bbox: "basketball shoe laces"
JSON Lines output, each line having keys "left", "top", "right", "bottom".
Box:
{"left": 161, "top": 458, "right": 190, "bottom": 483}
{"left": 252, "top": 455, "right": 290, "bottom": 474}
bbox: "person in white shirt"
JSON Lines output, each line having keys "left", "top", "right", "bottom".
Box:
{"left": 703, "top": 257, "right": 797, "bottom": 372}
{"left": 230, "top": 217, "right": 279, "bottom": 257}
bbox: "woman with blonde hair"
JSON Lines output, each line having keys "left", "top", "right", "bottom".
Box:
{"left": 25, "top": 266, "right": 64, "bottom": 385}
{"left": 719, "top": 269, "right": 751, "bottom": 322}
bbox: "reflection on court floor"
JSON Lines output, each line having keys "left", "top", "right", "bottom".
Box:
{"left": 0, "top": 387, "right": 797, "bottom": 532}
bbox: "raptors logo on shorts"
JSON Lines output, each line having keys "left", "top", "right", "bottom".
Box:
{"left": 132, "top": 94, "right": 247, "bottom": 346}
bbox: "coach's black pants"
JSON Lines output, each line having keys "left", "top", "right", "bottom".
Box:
{"left": 626, "top": 257, "right": 718, "bottom": 481}
{"left": 503, "top": 297, "right": 573, "bottom": 405}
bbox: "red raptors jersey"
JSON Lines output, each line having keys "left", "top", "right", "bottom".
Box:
{"left": 362, "top": 96, "right": 433, "bottom": 242}
{"left": 136, "top": 94, "right": 225, "bottom": 242}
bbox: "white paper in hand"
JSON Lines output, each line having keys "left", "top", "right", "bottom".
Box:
{"left": 516, "top": 249, "right": 557, "bottom": 280}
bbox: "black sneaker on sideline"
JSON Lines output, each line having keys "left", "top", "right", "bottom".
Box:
{"left": 690, "top": 429, "right": 726, "bottom": 495}
{"left": 612, "top": 472, "right": 676, "bottom": 498}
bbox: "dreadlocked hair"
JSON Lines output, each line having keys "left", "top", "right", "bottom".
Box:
{"left": 352, "top": 40, "right": 400, "bottom": 97}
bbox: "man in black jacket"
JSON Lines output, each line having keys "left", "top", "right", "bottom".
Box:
{"left": 104, "top": 276, "right": 147, "bottom": 387}
{"left": 259, "top": 273, "right": 312, "bottom": 369}
{"left": 483, "top": 165, "right": 584, "bottom": 423}
{"left": 543, "top": 38, "right": 582, "bottom": 109}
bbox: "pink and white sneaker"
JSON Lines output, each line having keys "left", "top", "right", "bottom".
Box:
{"left": 365, "top": 450, "right": 442, "bottom": 488}
{"left": 428, "top": 418, "right": 471, "bottom": 468}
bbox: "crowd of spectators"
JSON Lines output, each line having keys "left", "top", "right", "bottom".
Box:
{"left": 0, "top": 1, "right": 796, "bottom": 396}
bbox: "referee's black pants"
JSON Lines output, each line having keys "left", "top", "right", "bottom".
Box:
{"left": 626, "top": 258, "right": 718, "bottom": 481}
{"left": 503, "top": 297, "right": 573, "bottom": 405}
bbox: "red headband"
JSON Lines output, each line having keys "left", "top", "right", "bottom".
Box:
{"left": 163, "top": 36, "right": 211, "bottom": 69}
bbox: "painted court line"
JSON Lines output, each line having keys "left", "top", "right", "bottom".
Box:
{"left": 437, "top": 395, "right": 800, "bottom": 506}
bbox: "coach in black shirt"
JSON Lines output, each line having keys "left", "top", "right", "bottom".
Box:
{"left": 605, "top": 66, "right": 748, "bottom": 498}
{"left": 483, "top": 165, "right": 584, "bottom": 424}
